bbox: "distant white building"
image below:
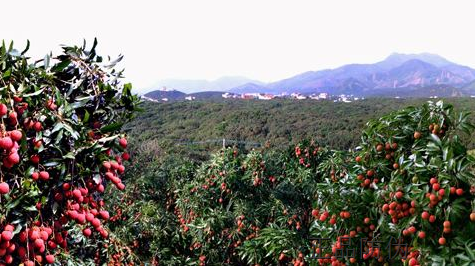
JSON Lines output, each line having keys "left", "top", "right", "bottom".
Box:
{"left": 309, "top": 92, "right": 329, "bottom": 100}
{"left": 291, "top": 93, "right": 307, "bottom": 99}
{"left": 319, "top": 92, "right": 328, "bottom": 99}
{"left": 161, "top": 98, "right": 169, "bottom": 102}
{"left": 222, "top": 92, "right": 234, "bottom": 99}
{"left": 258, "top": 94, "right": 274, "bottom": 100}
{"left": 141, "top": 96, "right": 159, "bottom": 102}
{"left": 185, "top": 96, "right": 195, "bottom": 101}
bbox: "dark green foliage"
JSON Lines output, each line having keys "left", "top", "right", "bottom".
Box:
{"left": 125, "top": 98, "right": 475, "bottom": 162}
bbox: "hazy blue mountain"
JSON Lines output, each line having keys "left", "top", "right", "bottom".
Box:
{"left": 231, "top": 53, "right": 475, "bottom": 96}
{"left": 147, "top": 53, "right": 475, "bottom": 98}
{"left": 375, "top": 52, "right": 455, "bottom": 69}
{"left": 230, "top": 83, "right": 275, "bottom": 94}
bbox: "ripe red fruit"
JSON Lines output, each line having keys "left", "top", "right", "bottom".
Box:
{"left": 119, "top": 137, "right": 127, "bottom": 148}
{"left": 91, "top": 218, "right": 101, "bottom": 228}
{"left": 364, "top": 217, "right": 370, "bottom": 224}
{"left": 438, "top": 237, "right": 446, "bottom": 245}
{"left": 34, "top": 238, "right": 44, "bottom": 249}
{"left": 0, "top": 103, "right": 7, "bottom": 116}
{"left": 0, "top": 182, "right": 10, "bottom": 194}
{"left": 4, "top": 254, "right": 12, "bottom": 264}
{"left": 450, "top": 187, "right": 456, "bottom": 194}
{"left": 102, "top": 161, "right": 111, "bottom": 169}
{"left": 8, "top": 111, "right": 17, "bottom": 124}
{"left": 443, "top": 221, "right": 451, "bottom": 228}
{"left": 366, "top": 170, "right": 374, "bottom": 177}
{"left": 33, "top": 121, "right": 42, "bottom": 132}
{"left": 456, "top": 188, "right": 464, "bottom": 196}
{"left": 62, "top": 183, "right": 71, "bottom": 191}
{"left": 83, "top": 228, "right": 92, "bottom": 237}
{"left": 86, "top": 213, "right": 95, "bottom": 222}
{"left": 418, "top": 231, "right": 426, "bottom": 239}
{"left": 122, "top": 152, "right": 130, "bottom": 161}
{"left": 97, "top": 184, "right": 105, "bottom": 192}
{"left": 76, "top": 213, "right": 86, "bottom": 224}
{"left": 4, "top": 224, "right": 14, "bottom": 232}
{"left": 72, "top": 189, "right": 82, "bottom": 199}
{"left": 421, "top": 211, "right": 430, "bottom": 220}
{"left": 7, "top": 151, "right": 20, "bottom": 164}
{"left": 0, "top": 137, "right": 13, "bottom": 149}
{"left": 118, "top": 165, "right": 125, "bottom": 173}
{"left": 429, "top": 215, "right": 436, "bottom": 223}
{"left": 111, "top": 161, "right": 119, "bottom": 170}
{"left": 68, "top": 210, "right": 79, "bottom": 220}
{"left": 39, "top": 171, "right": 50, "bottom": 180}
{"left": 31, "top": 172, "right": 39, "bottom": 181}
{"left": 362, "top": 178, "right": 370, "bottom": 187}
{"left": 100, "top": 229, "right": 109, "bottom": 238}
{"left": 116, "top": 182, "right": 125, "bottom": 190}
{"left": 393, "top": 163, "right": 399, "bottom": 169}
{"left": 311, "top": 209, "right": 319, "bottom": 217}
{"left": 9, "top": 130, "right": 22, "bottom": 141}
{"left": 432, "top": 183, "right": 440, "bottom": 191}
{"left": 319, "top": 214, "right": 327, "bottom": 222}
{"left": 99, "top": 210, "right": 110, "bottom": 220}
{"left": 430, "top": 177, "right": 438, "bottom": 185}
{"left": 46, "top": 99, "right": 57, "bottom": 110}
{"left": 439, "top": 188, "right": 445, "bottom": 197}
{"left": 32, "top": 138, "right": 43, "bottom": 148}
{"left": 395, "top": 191, "right": 403, "bottom": 199}
{"left": 39, "top": 231, "right": 48, "bottom": 241}
{"left": 45, "top": 254, "right": 55, "bottom": 264}
{"left": 414, "top": 131, "right": 421, "bottom": 139}
{"left": 1, "top": 230, "right": 12, "bottom": 241}
{"left": 30, "top": 154, "right": 40, "bottom": 164}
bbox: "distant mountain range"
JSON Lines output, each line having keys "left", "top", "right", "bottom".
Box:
{"left": 144, "top": 53, "right": 475, "bottom": 99}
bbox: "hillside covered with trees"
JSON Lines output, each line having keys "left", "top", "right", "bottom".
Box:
{"left": 125, "top": 98, "right": 475, "bottom": 161}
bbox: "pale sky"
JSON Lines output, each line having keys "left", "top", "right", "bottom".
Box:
{"left": 3, "top": 0, "right": 475, "bottom": 93}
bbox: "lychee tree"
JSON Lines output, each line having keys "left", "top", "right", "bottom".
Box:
{"left": 0, "top": 39, "right": 139, "bottom": 265}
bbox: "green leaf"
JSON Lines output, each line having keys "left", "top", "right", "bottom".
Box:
{"left": 22, "top": 88, "right": 45, "bottom": 97}
{"left": 100, "top": 122, "right": 123, "bottom": 133}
